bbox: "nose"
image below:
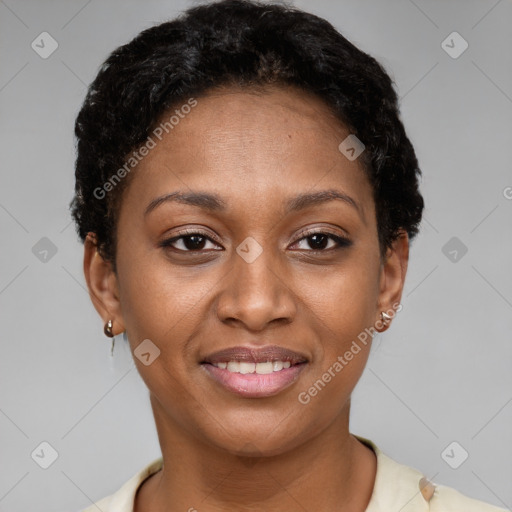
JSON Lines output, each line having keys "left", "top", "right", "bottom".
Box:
{"left": 215, "top": 244, "right": 297, "bottom": 332}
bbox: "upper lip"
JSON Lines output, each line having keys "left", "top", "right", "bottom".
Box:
{"left": 201, "top": 345, "right": 308, "bottom": 365}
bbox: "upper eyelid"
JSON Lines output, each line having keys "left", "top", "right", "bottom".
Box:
{"left": 298, "top": 227, "right": 348, "bottom": 239}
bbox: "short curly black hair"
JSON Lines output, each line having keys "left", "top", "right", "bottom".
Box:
{"left": 70, "top": 0, "right": 423, "bottom": 268}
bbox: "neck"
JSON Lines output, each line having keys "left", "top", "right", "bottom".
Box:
{"left": 135, "top": 396, "right": 376, "bottom": 512}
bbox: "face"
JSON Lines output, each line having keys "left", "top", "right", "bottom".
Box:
{"left": 85, "top": 85, "right": 408, "bottom": 457}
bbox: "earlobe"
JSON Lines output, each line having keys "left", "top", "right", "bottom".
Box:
{"left": 375, "top": 230, "right": 409, "bottom": 331}
{"left": 83, "top": 232, "right": 125, "bottom": 336}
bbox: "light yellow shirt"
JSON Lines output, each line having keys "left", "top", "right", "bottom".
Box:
{"left": 80, "top": 436, "right": 507, "bottom": 511}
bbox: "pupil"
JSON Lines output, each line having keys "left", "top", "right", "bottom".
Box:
{"left": 309, "top": 234, "right": 327, "bottom": 250}
{"left": 185, "top": 236, "right": 205, "bottom": 250}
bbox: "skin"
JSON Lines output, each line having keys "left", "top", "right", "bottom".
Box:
{"left": 84, "top": 84, "right": 409, "bottom": 512}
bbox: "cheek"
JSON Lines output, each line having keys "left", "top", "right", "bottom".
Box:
{"left": 115, "top": 244, "right": 213, "bottom": 339}
{"left": 301, "top": 256, "right": 381, "bottom": 343}
{"left": 115, "top": 255, "right": 206, "bottom": 421}
{"left": 296, "top": 271, "right": 376, "bottom": 418}
{"left": 295, "top": 253, "right": 380, "bottom": 399}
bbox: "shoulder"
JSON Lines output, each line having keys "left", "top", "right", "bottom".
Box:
{"left": 79, "top": 456, "right": 164, "bottom": 512}
{"left": 355, "top": 435, "right": 507, "bottom": 512}
{"left": 429, "top": 484, "right": 508, "bottom": 511}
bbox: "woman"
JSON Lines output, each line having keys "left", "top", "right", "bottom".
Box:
{"left": 71, "top": 1, "right": 506, "bottom": 510}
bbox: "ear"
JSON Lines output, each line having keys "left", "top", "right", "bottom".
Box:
{"left": 83, "top": 232, "right": 125, "bottom": 336}
{"left": 374, "top": 230, "right": 409, "bottom": 332}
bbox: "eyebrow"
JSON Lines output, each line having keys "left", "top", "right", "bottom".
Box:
{"left": 144, "top": 189, "right": 362, "bottom": 218}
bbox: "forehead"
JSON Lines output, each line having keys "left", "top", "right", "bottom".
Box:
{"left": 165, "top": 85, "right": 349, "bottom": 169}
{"left": 120, "top": 85, "right": 374, "bottom": 221}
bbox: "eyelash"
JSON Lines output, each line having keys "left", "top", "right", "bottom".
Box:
{"left": 159, "top": 228, "right": 352, "bottom": 254}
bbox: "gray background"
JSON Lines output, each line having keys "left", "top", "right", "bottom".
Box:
{"left": 0, "top": 0, "right": 511, "bottom": 511}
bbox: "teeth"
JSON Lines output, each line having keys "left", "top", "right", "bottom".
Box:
{"left": 239, "top": 362, "right": 255, "bottom": 374}
{"left": 272, "top": 361, "right": 284, "bottom": 371}
{"left": 255, "top": 362, "right": 274, "bottom": 374}
{"left": 227, "top": 361, "right": 240, "bottom": 372}
{"left": 213, "top": 360, "right": 294, "bottom": 373}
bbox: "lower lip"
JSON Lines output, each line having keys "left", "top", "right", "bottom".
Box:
{"left": 201, "top": 363, "right": 307, "bottom": 398}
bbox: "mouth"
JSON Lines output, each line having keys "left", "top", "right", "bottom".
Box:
{"left": 208, "top": 359, "right": 296, "bottom": 374}
{"left": 200, "top": 345, "right": 308, "bottom": 398}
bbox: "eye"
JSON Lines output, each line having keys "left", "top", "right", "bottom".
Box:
{"left": 159, "top": 230, "right": 222, "bottom": 252}
{"left": 159, "top": 229, "right": 352, "bottom": 254}
{"left": 291, "top": 230, "right": 352, "bottom": 252}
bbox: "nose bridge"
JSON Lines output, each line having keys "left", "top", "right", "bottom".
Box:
{"left": 236, "top": 239, "right": 279, "bottom": 297}
{"left": 216, "top": 236, "right": 295, "bottom": 329}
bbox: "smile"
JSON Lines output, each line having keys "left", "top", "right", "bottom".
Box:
{"left": 201, "top": 361, "right": 307, "bottom": 398}
{"left": 211, "top": 360, "right": 292, "bottom": 374}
